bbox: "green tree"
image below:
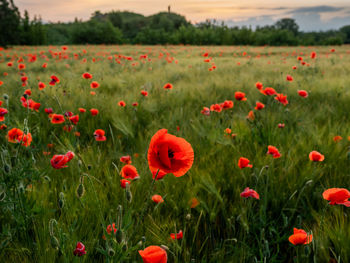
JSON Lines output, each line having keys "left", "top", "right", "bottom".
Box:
{"left": 0, "top": 0, "right": 21, "bottom": 46}
{"left": 275, "top": 18, "right": 299, "bottom": 35}
{"left": 340, "top": 25, "right": 350, "bottom": 43}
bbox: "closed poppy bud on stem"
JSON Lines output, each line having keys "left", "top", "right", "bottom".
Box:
{"left": 58, "top": 192, "right": 65, "bottom": 209}
{"left": 125, "top": 183, "right": 132, "bottom": 203}
{"left": 76, "top": 183, "right": 85, "bottom": 198}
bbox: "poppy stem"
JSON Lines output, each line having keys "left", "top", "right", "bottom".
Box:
{"left": 131, "top": 169, "right": 160, "bottom": 238}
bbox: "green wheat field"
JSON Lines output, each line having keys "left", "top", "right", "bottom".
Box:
{"left": 1, "top": 45, "right": 350, "bottom": 262}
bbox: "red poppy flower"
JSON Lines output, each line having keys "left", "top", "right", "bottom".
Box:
{"left": 82, "top": 72, "right": 92, "bottom": 79}
{"left": 152, "top": 194, "right": 164, "bottom": 203}
{"left": 45, "top": 108, "right": 53, "bottom": 114}
{"left": 51, "top": 114, "right": 65, "bottom": 124}
{"left": 148, "top": 129, "right": 194, "bottom": 177}
{"left": 141, "top": 90, "right": 148, "bottom": 96}
{"left": 286, "top": 75, "right": 293, "bottom": 82}
{"left": 38, "top": 82, "right": 46, "bottom": 90}
{"left": 118, "top": 101, "right": 126, "bottom": 107}
{"left": 309, "top": 151, "right": 324, "bottom": 162}
{"left": 73, "top": 242, "right": 86, "bottom": 257}
{"left": 121, "top": 164, "right": 139, "bottom": 180}
{"left": 120, "top": 179, "right": 131, "bottom": 188}
{"left": 261, "top": 87, "right": 276, "bottom": 96}
{"left": 170, "top": 230, "right": 183, "bottom": 240}
{"left": 298, "top": 90, "right": 308, "bottom": 98}
{"left": 120, "top": 155, "right": 132, "bottom": 164}
{"left": 310, "top": 52, "right": 317, "bottom": 59}
{"left": 201, "top": 107, "right": 210, "bottom": 116}
{"left": 7, "top": 128, "right": 24, "bottom": 143}
{"left": 278, "top": 123, "right": 285, "bottom": 128}
{"left": 90, "top": 109, "right": 99, "bottom": 116}
{"left": 240, "top": 187, "right": 259, "bottom": 199}
{"left": 139, "top": 246, "right": 167, "bottom": 263}
{"left": 69, "top": 115, "right": 79, "bottom": 125}
{"left": 210, "top": 104, "right": 222, "bottom": 113}
{"left": 132, "top": 102, "right": 138, "bottom": 107}
{"left": 94, "top": 129, "right": 106, "bottom": 141}
{"left": 42, "top": 63, "right": 47, "bottom": 68}
{"left": 247, "top": 110, "right": 255, "bottom": 121}
{"left": 79, "top": 108, "right": 86, "bottom": 113}
{"left": 21, "top": 97, "right": 41, "bottom": 111}
{"left": 90, "top": 81, "right": 99, "bottom": 89}
{"left": 267, "top": 145, "right": 281, "bottom": 158}
{"left": 18, "top": 63, "right": 26, "bottom": 70}
{"left": 18, "top": 133, "right": 32, "bottom": 147}
{"left": 0, "top": 108, "right": 8, "bottom": 122}
{"left": 0, "top": 124, "right": 7, "bottom": 130}
{"left": 275, "top": 93, "right": 288, "bottom": 106}
{"left": 225, "top": 128, "right": 231, "bottom": 134}
{"left": 50, "top": 155, "right": 69, "bottom": 169}
{"left": 106, "top": 223, "right": 117, "bottom": 235}
{"left": 288, "top": 228, "right": 312, "bottom": 245}
{"left": 238, "top": 157, "right": 252, "bottom": 169}
{"left": 333, "top": 135, "right": 342, "bottom": 142}
{"left": 235, "top": 91, "right": 247, "bottom": 101}
{"left": 255, "top": 102, "right": 265, "bottom": 110}
{"left": 255, "top": 82, "right": 263, "bottom": 90}
{"left": 51, "top": 151, "right": 74, "bottom": 169}
{"left": 163, "top": 83, "right": 173, "bottom": 90}
{"left": 49, "top": 75, "right": 60, "bottom": 86}
{"left": 7, "top": 62, "right": 13, "bottom": 67}
{"left": 322, "top": 188, "right": 350, "bottom": 206}
{"left": 292, "top": 66, "right": 297, "bottom": 70}
{"left": 221, "top": 100, "right": 234, "bottom": 109}
{"left": 65, "top": 111, "right": 73, "bottom": 117}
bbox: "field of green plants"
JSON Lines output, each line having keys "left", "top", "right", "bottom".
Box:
{"left": 1, "top": 45, "right": 350, "bottom": 262}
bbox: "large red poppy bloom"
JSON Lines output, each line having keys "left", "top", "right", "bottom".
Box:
{"left": 148, "top": 129, "right": 194, "bottom": 177}
{"left": 322, "top": 188, "right": 350, "bottom": 206}
{"left": 51, "top": 114, "right": 65, "bottom": 124}
{"left": 309, "top": 151, "right": 324, "bottom": 162}
{"left": 288, "top": 228, "right": 312, "bottom": 245}
{"left": 121, "top": 164, "right": 139, "bottom": 180}
{"left": 139, "top": 246, "right": 167, "bottom": 263}
{"left": 7, "top": 128, "right": 24, "bottom": 143}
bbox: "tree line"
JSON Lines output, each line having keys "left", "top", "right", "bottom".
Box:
{"left": 1, "top": 0, "right": 350, "bottom": 47}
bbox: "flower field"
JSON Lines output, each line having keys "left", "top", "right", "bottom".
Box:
{"left": 0, "top": 45, "right": 350, "bottom": 262}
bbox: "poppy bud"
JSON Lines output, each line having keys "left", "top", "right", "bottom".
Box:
{"left": 108, "top": 248, "right": 115, "bottom": 257}
{"left": 186, "top": 214, "right": 191, "bottom": 220}
{"left": 125, "top": 183, "right": 132, "bottom": 203}
{"left": 122, "top": 243, "right": 128, "bottom": 251}
{"left": 23, "top": 94, "right": 28, "bottom": 99}
{"left": 3, "top": 94, "right": 9, "bottom": 100}
{"left": 0, "top": 188, "right": 6, "bottom": 201}
{"left": 76, "top": 183, "right": 85, "bottom": 198}
{"left": 141, "top": 236, "right": 146, "bottom": 243}
{"left": 78, "top": 160, "right": 82, "bottom": 167}
{"left": 58, "top": 192, "right": 65, "bottom": 209}
{"left": 49, "top": 218, "right": 57, "bottom": 236}
{"left": 50, "top": 235, "right": 59, "bottom": 250}
{"left": 88, "top": 165, "right": 92, "bottom": 170}
{"left": 116, "top": 229, "right": 123, "bottom": 243}
{"left": 44, "top": 175, "right": 51, "bottom": 182}
{"left": 4, "top": 164, "right": 10, "bottom": 173}
{"left": 160, "top": 245, "right": 169, "bottom": 251}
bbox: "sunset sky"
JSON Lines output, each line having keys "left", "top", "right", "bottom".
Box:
{"left": 16, "top": 0, "right": 350, "bottom": 31}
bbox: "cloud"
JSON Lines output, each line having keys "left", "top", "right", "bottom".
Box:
{"left": 288, "top": 5, "right": 344, "bottom": 14}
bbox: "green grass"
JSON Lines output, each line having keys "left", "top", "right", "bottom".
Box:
{"left": 1, "top": 45, "right": 350, "bottom": 262}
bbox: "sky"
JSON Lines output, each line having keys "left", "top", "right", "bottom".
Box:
{"left": 15, "top": 0, "right": 350, "bottom": 31}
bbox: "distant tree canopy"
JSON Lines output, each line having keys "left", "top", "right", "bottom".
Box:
{"left": 0, "top": 0, "right": 349, "bottom": 46}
